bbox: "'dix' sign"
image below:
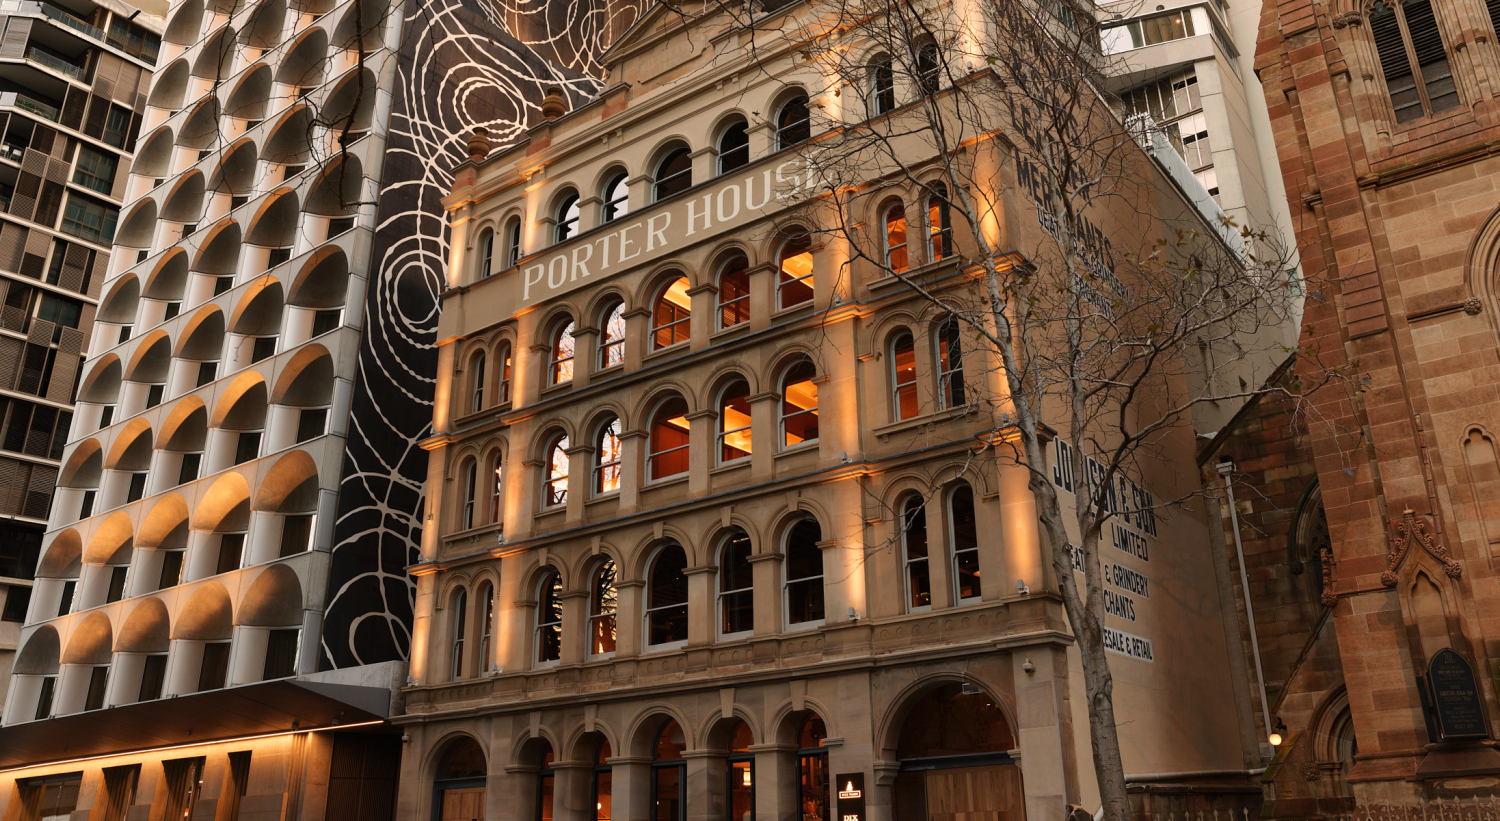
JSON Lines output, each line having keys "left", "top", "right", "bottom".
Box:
{"left": 519, "top": 159, "right": 818, "bottom": 307}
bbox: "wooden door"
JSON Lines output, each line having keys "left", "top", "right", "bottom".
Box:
{"left": 924, "top": 764, "right": 1025, "bottom": 821}
{"left": 440, "top": 787, "right": 486, "bottom": 821}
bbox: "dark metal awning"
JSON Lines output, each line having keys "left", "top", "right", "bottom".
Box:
{"left": 0, "top": 678, "right": 393, "bottom": 771}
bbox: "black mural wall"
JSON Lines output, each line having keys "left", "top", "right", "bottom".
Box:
{"left": 318, "top": 0, "right": 642, "bottom": 668}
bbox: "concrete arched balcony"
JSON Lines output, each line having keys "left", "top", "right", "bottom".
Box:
{"left": 77, "top": 512, "right": 134, "bottom": 611}
{"left": 165, "top": 581, "right": 234, "bottom": 695}
{"left": 223, "top": 66, "right": 275, "bottom": 140}
{"left": 131, "top": 494, "right": 190, "bottom": 598}
{"left": 159, "top": 171, "right": 209, "bottom": 250}
{"left": 6, "top": 624, "right": 60, "bottom": 721}
{"left": 54, "top": 442, "right": 102, "bottom": 529}
{"left": 243, "top": 188, "right": 301, "bottom": 275}
{"left": 288, "top": 0, "right": 337, "bottom": 33}
{"left": 331, "top": 0, "right": 390, "bottom": 55}
{"left": 191, "top": 25, "right": 237, "bottom": 90}
{"left": 283, "top": 245, "right": 354, "bottom": 346}
{"left": 260, "top": 106, "right": 314, "bottom": 183}
{"left": 140, "top": 248, "right": 192, "bottom": 330}
{"left": 147, "top": 58, "right": 191, "bottom": 114}
{"left": 151, "top": 400, "right": 209, "bottom": 499}
{"left": 245, "top": 450, "right": 322, "bottom": 566}
{"left": 205, "top": 372, "right": 268, "bottom": 476}
{"left": 114, "top": 199, "right": 158, "bottom": 253}
{"left": 172, "top": 98, "right": 223, "bottom": 184}
{"left": 108, "top": 597, "right": 170, "bottom": 705}
{"left": 275, "top": 28, "right": 329, "bottom": 91}
{"left": 121, "top": 330, "right": 172, "bottom": 417}
{"left": 185, "top": 473, "right": 251, "bottom": 585}
{"left": 54, "top": 612, "right": 112, "bottom": 714}
{"left": 187, "top": 218, "right": 244, "bottom": 306}
{"left": 206, "top": 140, "right": 259, "bottom": 221}
{"left": 32, "top": 530, "right": 82, "bottom": 625}
{"left": 321, "top": 67, "right": 377, "bottom": 138}
{"left": 166, "top": 306, "right": 227, "bottom": 400}
{"left": 94, "top": 274, "right": 140, "bottom": 354}
{"left": 231, "top": 563, "right": 307, "bottom": 683}
{"left": 124, "top": 126, "right": 176, "bottom": 202}
{"left": 301, "top": 153, "right": 364, "bottom": 242}
{"left": 98, "top": 418, "right": 154, "bottom": 512}
{"left": 265, "top": 344, "right": 342, "bottom": 454}
{"left": 163, "top": 0, "right": 204, "bottom": 48}
{"left": 225, "top": 277, "right": 285, "bottom": 373}
{"left": 72, "top": 356, "right": 121, "bottom": 441}
{"left": 239, "top": 0, "right": 289, "bottom": 53}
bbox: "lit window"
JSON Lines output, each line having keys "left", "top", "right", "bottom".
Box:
{"left": 477, "top": 585, "right": 494, "bottom": 672}
{"left": 885, "top": 201, "right": 908, "bottom": 273}
{"left": 652, "top": 276, "right": 691, "bottom": 349}
{"left": 780, "top": 359, "right": 819, "bottom": 448}
{"left": 476, "top": 229, "right": 494, "bottom": 279}
{"left": 718, "top": 119, "right": 750, "bottom": 173}
{"left": 489, "top": 451, "right": 504, "bottom": 523}
{"left": 551, "top": 321, "right": 576, "bottom": 384}
{"left": 598, "top": 301, "right": 626, "bottom": 369}
{"left": 927, "top": 184, "right": 953, "bottom": 262}
{"left": 497, "top": 342, "right": 513, "bottom": 403}
{"left": 950, "top": 483, "right": 981, "bottom": 600}
{"left": 461, "top": 458, "right": 477, "bottom": 529}
{"left": 891, "top": 332, "right": 918, "bottom": 420}
{"left": 544, "top": 432, "right": 569, "bottom": 508}
{"left": 778, "top": 233, "right": 814, "bottom": 309}
{"left": 901, "top": 495, "right": 931, "bottom": 610}
{"left": 648, "top": 396, "right": 690, "bottom": 480}
{"left": 718, "top": 379, "right": 752, "bottom": 463}
{"left": 469, "top": 352, "right": 486, "bottom": 413}
{"left": 589, "top": 561, "right": 618, "bottom": 656}
{"left": 595, "top": 416, "right": 622, "bottom": 495}
{"left": 936, "top": 318, "right": 966, "bottom": 409}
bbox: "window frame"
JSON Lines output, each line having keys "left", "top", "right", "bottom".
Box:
{"left": 588, "top": 560, "right": 618, "bottom": 659}
{"left": 488, "top": 450, "right": 505, "bottom": 525}
{"left": 653, "top": 146, "right": 693, "bottom": 202}
{"left": 647, "top": 396, "right": 691, "bottom": 482}
{"left": 477, "top": 228, "right": 494, "bottom": 280}
{"left": 651, "top": 276, "right": 692, "bottom": 351}
{"left": 777, "top": 233, "right": 815, "bottom": 310}
{"left": 601, "top": 172, "right": 629, "bottom": 223}
{"left": 949, "top": 482, "right": 982, "bottom": 602}
{"left": 776, "top": 94, "right": 811, "bottom": 149}
{"left": 449, "top": 588, "right": 468, "bottom": 680}
{"left": 644, "top": 544, "right": 689, "bottom": 650}
{"left": 594, "top": 416, "right": 623, "bottom": 496}
{"left": 901, "top": 494, "right": 932, "bottom": 612}
{"left": 890, "top": 331, "right": 918, "bottom": 421}
{"left": 554, "top": 191, "right": 581, "bottom": 244}
{"left": 717, "top": 529, "right": 754, "bottom": 639}
{"left": 779, "top": 359, "right": 819, "bottom": 450}
{"left": 926, "top": 184, "right": 953, "bottom": 262}
{"left": 717, "top": 118, "right": 751, "bottom": 174}
{"left": 782, "top": 517, "right": 826, "bottom": 629}
{"left": 497, "top": 341, "right": 513, "bottom": 403}
{"left": 717, "top": 378, "right": 752, "bottom": 465}
{"left": 469, "top": 352, "right": 486, "bottom": 413}
{"left": 884, "top": 200, "right": 909, "bottom": 273}
{"left": 871, "top": 56, "right": 896, "bottom": 115}
{"left": 597, "top": 300, "right": 626, "bottom": 370}
{"left": 550, "top": 320, "right": 576, "bottom": 385}
{"left": 543, "top": 432, "right": 570, "bottom": 509}
{"left": 534, "top": 571, "right": 563, "bottom": 666}
{"left": 505, "top": 217, "right": 524, "bottom": 267}
{"left": 460, "top": 458, "right": 478, "bottom": 530}
{"left": 936, "top": 317, "right": 966, "bottom": 410}
{"left": 717, "top": 255, "right": 751, "bottom": 330}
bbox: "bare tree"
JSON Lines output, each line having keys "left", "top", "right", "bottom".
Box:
{"left": 677, "top": 0, "right": 1349, "bottom": 813}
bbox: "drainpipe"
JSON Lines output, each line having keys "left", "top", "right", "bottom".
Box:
{"left": 1219, "top": 459, "right": 1274, "bottom": 752}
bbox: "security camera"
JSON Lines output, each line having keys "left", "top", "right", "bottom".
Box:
{"left": 1016, "top": 579, "right": 1030, "bottom": 595}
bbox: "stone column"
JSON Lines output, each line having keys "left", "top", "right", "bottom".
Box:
{"left": 687, "top": 282, "right": 716, "bottom": 352}
{"left": 747, "top": 263, "right": 774, "bottom": 332}
{"left": 687, "top": 409, "right": 715, "bottom": 498}
{"left": 750, "top": 743, "right": 796, "bottom": 821}
{"left": 571, "top": 326, "right": 599, "bottom": 389}
{"left": 553, "top": 761, "right": 592, "bottom": 821}
{"left": 684, "top": 749, "right": 726, "bottom": 821}
{"left": 610, "top": 758, "right": 652, "bottom": 821}
{"left": 748, "top": 553, "right": 782, "bottom": 637}
{"left": 565, "top": 444, "right": 592, "bottom": 526}
{"left": 748, "top": 392, "right": 779, "bottom": 482}
{"left": 618, "top": 430, "right": 646, "bottom": 516}
{"left": 615, "top": 579, "right": 645, "bottom": 658}
{"left": 560, "top": 590, "right": 589, "bottom": 666}
{"left": 685, "top": 564, "right": 716, "bottom": 646}
{"left": 1015, "top": 646, "right": 1078, "bottom": 821}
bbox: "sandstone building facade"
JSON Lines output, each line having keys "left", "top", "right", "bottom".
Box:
{"left": 402, "top": 2, "right": 1283, "bottom": 820}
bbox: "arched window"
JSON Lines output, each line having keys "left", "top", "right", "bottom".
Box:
{"left": 589, "top": 560, "right": 617, "bottom": 657}
{"left": 718, "top": 256, "right": 750, "bottom": 329}
{"left": 893, "top": 683, "right": 1016, "bottom": 815}
{"left": 595, "top": 416, "right": 622, "bottom": 495}
{"left": 550, "top": 320, "right": 576, "bottom": 384}
{"left": 916, "top": 41, "right": 941, "bottom": 94}
{"left": 652, "top": 276, "right": 691, "bottom": 349}
{"left": 776, "top": 94, "right": 810, "bottom": 148}
{"left": 449, "top": 588, "right": 467, "bottom": 680}
{"left": 476, "top": 229, "right": 494, "bottom": 280}
{"left": 488, "top": 450, "right": 504, "bottom": 523}
{"left": 648, "top": 396, "right": 690, "bottom": 481}
{"left": 652, "top": 720, "right": 687, "bottom": 821}
{"left": 797, "top": 714, "right": 830, "bottom": 821}
{"left": 469, "top": 352, "right": 486, "bottom": 413}
{"left": 927, "top": 183, "right": 953, "bottom": 261}
{"left": 497, "top": 341, "right": 513, "bottom": 403}
{"left": 950, "top": 482, "right": 980, "bottom": 600}
{"left": 936, "top": 317, "right": 965, "bottom": 409}
{"left": 901, "top": 495, "right": 931, "bottom": 610}
{"left": 718, "top": 379, "right": 752, "bottom": 463}
{"left": 460, "top": 458, "right": 478, "bottom": 530}
{"left": 726, "top": 721, "right": 754, "bottom": 821}
{"left": 654, "top": 145, "right": 692, "bottom": 201}
{"left": 533, "top": 742, "right": 555, "bottom": 821}
{"left": 719, "top": 528, "right": 753, "bottom": 636}
{"left": 1369, "top": 0, "right": 1457, "bottom": 123}
{"left": 884, "top": 201, "right": 908, "bottom": 273}
{"left": 871, "top": 56, "right": 896, "bottom": 114}
{"left": 592, "top": 738, "right": 614, "bottom": 820}
{"left": 784, "top": 518, "right": 824, "bottom": 626}
{"left": 718, "top": 118, "right": 750, "bottom": 173}
{"left": 505, "top": 217, "right": 524, "bottom": 266}
{"left": 891, "top": 332, "right": 917, "bottom": 420}
{"left": 477, "top": 583, "right": 495, "bottom": 673}
{"left": 778, "top": 233, "right": 814, "bottom": 309}
{"left": 434, "top": 738, "right": 487, "bottom": 821}
{"left": 535, "top": 571, "right": 562, "bottom": 664}
{"left": 598, "top": 300, "right": 626, "bottom": 369}
{"left": 555, "top": 191, "right": 580, "bottom": 243}
{"left": 646, "top": 543, "right": 689, "bottom": 646}
{"left": 601, "top": 172, "right": 629, "bottom": 223}
{"left": 780, "top": 359, "right": 818, "bottom": 448}
{"left": 544, "top": 432, "right": 569, "bottom": 508}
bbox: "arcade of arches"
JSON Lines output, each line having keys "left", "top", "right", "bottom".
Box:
{"left": 423, "top": 681, "right": 1023, "bottom": 821}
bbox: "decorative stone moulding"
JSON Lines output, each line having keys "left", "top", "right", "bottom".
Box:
{"left": 1382, "top": 508, "right": 1462, "bottom": 586}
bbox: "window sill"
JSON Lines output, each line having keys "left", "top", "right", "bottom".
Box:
{"left": 711, "top": 322, "right": 752, "bottom": 342}
{"left": 718, "top": 630, "right": 753, "bottom": 642}
{"left": 642, "top": 640, "right": 688, "bottom": 654}
{"left": 784, "top": 619, "right": 825, "bottom": 632}
{"left": 535, "top": 505, "right": 566, "bottom": 523}
{"left": 643, "top": 473, "right": 689, "bottom": 491}
{"left": 540, "top": 380, "right": 574, "bottom": 397}
{"left": 592, "top": 363, "right": 624, "bottom": 380}
{"left": 774, "top": 441, "right": 818, "bottom": 459}
{"left": 773, "top": 300, "right": 815, "bottom": 318}
{"left": 871, "top": 406, "right": 971, "bottom": 440}
{"left": 711, "top": 459, "right": 751, "bottom": 476}
{"left": 587, "top": 490, "right": 621, "bottom": 504}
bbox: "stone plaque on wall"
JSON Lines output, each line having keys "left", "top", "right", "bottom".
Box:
{"left": 1429, "top": 648, "right": 1488, "bottom": 740}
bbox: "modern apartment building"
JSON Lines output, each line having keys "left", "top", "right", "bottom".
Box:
{"left": 399, "top": 3, "right": 1280, "bottom": 821}
{"left": 0, "top": 0, "right": 159, "bottom": 715}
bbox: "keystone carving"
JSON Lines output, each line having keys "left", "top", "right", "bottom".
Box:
{"left": 1301, "top": 762, "right": 1323, "bottom": 781}
{"left": 1464, "top": 297, "right": 1483, "bottom": 315}
{"left": 1382, "top": 508, "right": 1461, "bottom": 586}
{"left": 1332, "top": 11, "right": 1363, "bottom": 27}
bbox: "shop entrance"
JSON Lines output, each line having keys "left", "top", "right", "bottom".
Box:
{"left": 892, "top": 682, "right": 1023, "bottom": 821}
{"left": 433, "top": 737, "right": 487, "bottom": 821}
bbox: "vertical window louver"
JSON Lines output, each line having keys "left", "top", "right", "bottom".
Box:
{"left": 1370, "top": 0, "right": 1457, "bottom": 124}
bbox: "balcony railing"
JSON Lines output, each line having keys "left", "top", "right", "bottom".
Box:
{"left": 40, "top": 3, "right": 104, "bottom": 40}
{"left": 0, "top": 92, "right": 59, "bottom": 122}
{"left": 24, "top": 47, "right": 84, "bottom": 80}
